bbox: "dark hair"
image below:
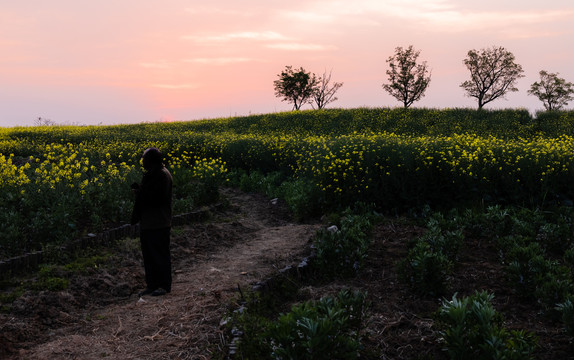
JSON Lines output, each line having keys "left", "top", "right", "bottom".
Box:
{"left": 143, "top": 147, "right": 163, "bottom": 166}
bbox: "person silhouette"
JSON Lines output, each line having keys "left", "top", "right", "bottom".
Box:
{"left": 131, "top": 147, "right": 173, "bottom": 296}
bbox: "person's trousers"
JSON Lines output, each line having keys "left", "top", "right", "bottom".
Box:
{"left": 140, "top": 227, "right": 172, "bottom": 292}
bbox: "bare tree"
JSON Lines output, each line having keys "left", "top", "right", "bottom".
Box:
{"left": 312, "top": 69, "right": 343, "bottom": 109}
{"left": 527, "top": 70, "right": 574, "bottom": 111}
{"left": 273, "top": 66, "right": 318, "bottom": 110}
{"left": 383, "top": 45, "right": 431, "bottom": 108}
{"left": 34, "top": 117, "right": 57, "bottom": 126}
{"left": 460, "top": 46, "right": 524, "bottom": 109}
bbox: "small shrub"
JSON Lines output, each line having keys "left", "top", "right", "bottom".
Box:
{"left": 236, "top": 169, "right": 266, "bottom": 193}
{"left": 565, "top": 245, "right": 574, "bottom": 268}
{"left": 438, "top": 291, "right": 537, "bottom": 360}
{"left": 504, "top": 241, "right": 574, "bottom": 315}
{"left": 279, "top": 178, "right": 323, "bottom": 221}
{"left": 313, "top": 210, "right": 374, "bottom": 277}
{"left": 268, "top": 290, "right": 367, "bottom": 360}
{"left": 421, "top": 226, "right": 465, "bottom": 261}
{"left": 398, "top": 213, "right": 464, "bottom": 297}
{"left": 29, "top": 264, "right": 69, "bottom": 291}
{"left": 505, "top": 246, "right": 547, "bottom": 299}
{"left": 556, "top": 297, "right": 574, "bottom": 336}
{"left": 398, "top": 241, "right": 452, "bottom": 296}
{"left": 228, "top": 170, "right": 287, "bottom": 203}
{"left": 231, "top": 289, "right": 368, "bottom": 360}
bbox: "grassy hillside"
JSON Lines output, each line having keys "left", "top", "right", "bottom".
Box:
{"left": 2, "top": 107, "right": 574, "bottom": 257}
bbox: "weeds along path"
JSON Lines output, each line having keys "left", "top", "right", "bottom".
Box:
{"left": 9, "top": 188, "right": 320, "bottom": 360}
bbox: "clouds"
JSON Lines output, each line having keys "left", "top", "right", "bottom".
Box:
{"left": 181, "top": 31, "right": 291, "bottom": 43}
{"left": 268, "top": 0, "right": 574, "bottom": 36}
{"left": 2, "top": 0, "right": 574, "bottom": 127}
{"left": 184, "top": 57, "right": 257, "bottom": 65}
{"left": 181, "top": 29, "right": 337, "bottom": 53}
{"left": 151, "top": 83, "right": 200, "bottom": 90}
{"left": 266, "top": 43, "right": 338, "bottom": 51}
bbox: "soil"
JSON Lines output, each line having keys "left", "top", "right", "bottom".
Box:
{"left": 1, "top": 187, "right": 573, "bottom": 359}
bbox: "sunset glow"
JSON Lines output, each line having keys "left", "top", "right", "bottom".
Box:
{"left": 1, "top": 0, "right": 573, "bottom": 126}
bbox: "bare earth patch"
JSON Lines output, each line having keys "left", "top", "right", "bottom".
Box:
{"left": 1, "top": 188, "right": 573, "bottom": 359}
{"left": 1, "top": 188, "right": 319, "bottom": 359}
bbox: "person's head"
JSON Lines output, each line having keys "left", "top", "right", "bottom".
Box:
{"left": 142, "top": 147, "right": 163, "bottom": 171}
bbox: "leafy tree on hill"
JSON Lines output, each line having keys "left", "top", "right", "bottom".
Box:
{"left": 274, "top": 66, "right": 318, "bottom": 110}
{"left": 312, "top": 69, "right": 343, "bottom": 109}
{"left": 528, "top": 70, "right": 574, "bottom": 111}
{"left": 460, "top": 46, "right": 524, "bottom": 109}
{"left": 382, "top": 45, "right": 431, "bottom": 108}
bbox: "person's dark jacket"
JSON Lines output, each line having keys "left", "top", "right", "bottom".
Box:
{"left": 131, "top": 166, "right": 173, "bottom": 229}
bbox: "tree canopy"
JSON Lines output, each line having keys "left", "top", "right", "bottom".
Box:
{"left": 527, "top": 70, "right": 574, "bottom": 111}
{"left": 382, "top": 45, "right": 431, "bottom": 108}
{"left": 460, "top": 46, "right": 524, "bottom": 109}
{"left": 273, "top": 66, "right": 318, "bottom": 111}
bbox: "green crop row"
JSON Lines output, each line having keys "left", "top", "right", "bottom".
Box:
{"left": 404, "top": 205, "right": 574, "bottom": 338}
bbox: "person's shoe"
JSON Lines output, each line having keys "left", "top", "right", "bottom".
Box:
{"left": 138, "top": 288, "right": 155, "bottom": 297}
{"left": 151, "top": 288, "right": 168, "bottom": 296}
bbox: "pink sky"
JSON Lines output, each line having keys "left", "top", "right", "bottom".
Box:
{"left": 1, "top": 0, "right": 573, "bottom": 127}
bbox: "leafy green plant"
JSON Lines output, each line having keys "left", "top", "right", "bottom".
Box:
{"left": 505, "top": 242, "right": 547, "bottom": 298}
{"left": 565, "top": 245, "right": 574, "bottom": 268}
{"left": 64, "top": 254, "right": 109, "bottom": 273}
{"left": 504, "top": 240, "right": 574, "bottom": 315}
{"left": 268, "top": 290, "right": 367, "bottom": 360}
{"left": 422, "top": 227, "right": 465, "bottom": 261}
{"left": 398, "top": 213, "right": 464, "bottom": 296}
{"left": 230, "top": 289, "right": 368, "bottom": 360}
{"left": 313, "top": 210, "right": 374, "bottom": 277}
{"left": 534, "top": 266, "right": 574, "bottom": 316}
{"left": 438, "top": 291, "right": 537, "bottom": 360}
{"left": 556, "top": 297, "right": 574, "bottom": 336}
{"left": 537, "top": 213, "right": 573, "bottom": 254}
{"left": 28, "top": 265, "right": 69, "bottom": 291}
{"left": 0, "top": 287, "right": 25, "bottom": 312}
{"left": 398, "top": 241, "right": 453, "bottom": 296}
{"left": 279, "top": 178, "right": 323, "bottom": 221}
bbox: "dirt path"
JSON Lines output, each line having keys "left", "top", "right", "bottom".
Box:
{"left": 6, "top": 188, "right": 320, "bottom": 360}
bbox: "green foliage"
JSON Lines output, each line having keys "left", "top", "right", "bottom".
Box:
{"left": 460, "top": 46, "right": 524, "bottom": 109}
{"left": 231, "top": 170, "right": 285, "bottom": 198}
{"left": 4, "top": 108, "right": 574, "bottom": 258}
{"left": 183, "top": 107, "right": 537, "bottom": 138}
{"left": 273, "top": 66, "right": 318, "bottom": 111}
{"left": 383, "top": 45, "right": 431, "bottom": 108}
{"left": 63, "top": 254, "right": 109, "bottom": 273}
{"left": 383, "top": 45, "right": 431, "bottom": 109}
{"left": 565, "top": 245, "right": 574, "bottom": 268}
{"left": 279, "top": 178, "right": 323, "bottom": 221}
{"left": 532, "top": 110, "right": 574, "bottom": 135}
{"left": 399, "top": 241, "right": 452, "bottom": 296}
{"left": 538, "top": 220, "right": 573, "bottom": 255}
{"left": 505, "top": 243, "right": 574, "bottom": 315}
{"left": 528, "top": 70, "right": 574, "bottom": 111}
{"left": 30, "top": 276, "right": 69, "bottom": 291}
{"left": 421, "top": 221, "right": 465, "bottom": 260}
{"left": 29, "top": 265, "right": 69, "bottom": 291}
{"left": 474, "top": 207, "right": 574, "bottom": 326}
{"left": 556, "top": 297, "right": 574, "bottom": 336}
{"left": 438, "top": 291, "right": 537, "bottom": 360}
{"left": 0, "top": 288, "right": 25, "bottom": 312}
{"left": 268, "top": 290, "right": 367, "bottom": 360}
{"left": 398, "top": 212, "right": 464, "bottom": 296}
{"left": 230, "top": 289, "right": 368, "bottom": 360}
{"left": 313, "top": 210, "right": 374, "bottom": 278}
